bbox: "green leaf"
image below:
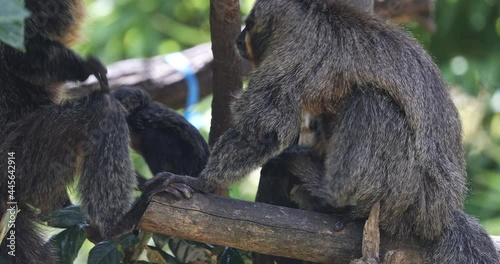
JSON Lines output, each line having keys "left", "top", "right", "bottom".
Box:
{"left": 49, "top": 225, "right": 87, "bottom": 264}
{"left": 40, "top": 205, "right": 87, "bottom": 228}
{"left": 217, "top": 247, "right": 244, "bottom": 264}
{"left": 0, "top": 0, "right": 30, "bottom": 22}
{"left": 119, "top": 234, "right": 140, "bottom": 249}
{"left": 0, "top": 0, "right": 30, "bottom": 51}
{"left": 88, "top": 240, "right": 123, "bottom": 264}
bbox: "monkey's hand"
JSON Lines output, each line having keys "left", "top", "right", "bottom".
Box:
{"left": 142, "top": 172, "right": 200, "bottom": 199}
{"left": 83, "top": 56, "right": 109, "bottom": 92}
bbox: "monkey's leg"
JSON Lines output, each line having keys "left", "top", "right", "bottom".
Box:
{"left": 5, "top": 92, "right": 138, "bottom": 240}
{"left": 3, "top": 35, "right": 107, "bottom": 88}
{"left": 154, "top": 79, "right": 302, "bottom": 196}
{"left": 84, "top": 173, "right": 194, "bottom": 243}
{"left": 281, "top": 150, "right": 355, "bottom": 231}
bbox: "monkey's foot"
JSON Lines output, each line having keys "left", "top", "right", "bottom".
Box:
{"left": 144, "top": 172, "right": 198, "bottom": 199}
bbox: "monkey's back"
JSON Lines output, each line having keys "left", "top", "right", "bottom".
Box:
{"left": 254, "top": 0, "right": 467, "bottom": 240}
{"left": 322, "top": 85, "right": 459, "bottom": 239}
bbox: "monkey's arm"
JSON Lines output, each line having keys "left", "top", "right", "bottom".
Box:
{"left": 156, "top": 78, "right": 301, "bottom": 194}
{"left": 2, "top": 36, "right": 107, "bottom": 88}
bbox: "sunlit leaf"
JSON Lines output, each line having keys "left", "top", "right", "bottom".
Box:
{"left": 88, "top": 240, "right": 123, "bottom": 264}
{"left": 0, "top": 0, "right": 30, "bottom": 51}
{"left": 49, "top": 225, "right": 87, "bottom": 264}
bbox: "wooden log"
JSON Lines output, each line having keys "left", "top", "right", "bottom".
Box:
{"left": 137, "top": 193, "right": 500, "bottom": 263}
{"left": 64, "top": 43, "right": 214, "bottom": 109}
{"left": 137, "top": 194, "right": 499, "bottom": 262}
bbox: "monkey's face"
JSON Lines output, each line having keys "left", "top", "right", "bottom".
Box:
{"left": 236, "top": 27, "right": 251, "bottom": 61}
{"left": 236, "top": 8, "right": 273, "bottom": 67}
{"left": 111, "top": 87, "right": 151, "bottom": 113}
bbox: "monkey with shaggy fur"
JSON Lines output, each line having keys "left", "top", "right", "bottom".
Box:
{"left": 157, "top": 0, "right": 499, "bottom": 262}
{"left": 0, "top": 1, "right": 183, "bottom": 262}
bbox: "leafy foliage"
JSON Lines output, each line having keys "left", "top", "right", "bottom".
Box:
{"left": 50, "top": 225, "right": 87, "bottom": 264}
{"left": 0, "top": 0, "right": 29, "bottom": 51}
{"left": 88, "top": 240, "right": 122, "bottom": 264}
{"left": 43, "top": 205, "right": 209, "bottom": 263}
{"left": 76, "top": 0, "right": 212, "bottom": 63}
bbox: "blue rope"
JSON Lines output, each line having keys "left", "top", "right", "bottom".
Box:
{"left": 164, "top": 52, "right": 204, "bottom": 128}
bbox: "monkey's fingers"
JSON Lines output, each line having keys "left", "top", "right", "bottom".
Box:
{"left": 144, "top": 172, "right": 197, "bottom": 199}
{"left": 145, "top": 184, "right": 183, "bottom": 199}
{"left": 170, "top": 183, "right": 194, "bottom": 199}
{"left": 163, "top": 186, "right": 185, "bottom": 199}
{"left": 96, "top": 72, "right": 109, "bottom": 92}
{"left": 86, "top": 56, "right": 109, "bottom": 92}
{"left": 157, "top": 182, "right": 193, "bottom": 199}
{"left": 159, "top": 175, "right": 195, "bottom": 199}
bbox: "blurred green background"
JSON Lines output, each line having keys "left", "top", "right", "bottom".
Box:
{"left": 73, "top": 0, "right": 500, "bottom": 235}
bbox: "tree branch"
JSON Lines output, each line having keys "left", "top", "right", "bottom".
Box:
{"left": 137, "top": 193, "right": 500, "bottom": 263}
{"left": 64, "top": 43, "right": 214, "bottom": 110}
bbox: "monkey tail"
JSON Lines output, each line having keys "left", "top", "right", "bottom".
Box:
{"left": 429, "top": 210, "right": 499, "bottom": 263}
{"left": 78, "top": 93, "right": 136, "bottom": 239}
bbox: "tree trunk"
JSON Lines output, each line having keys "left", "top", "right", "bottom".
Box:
{"left": 208, "top": 0, "right": 242, "bottom": 146}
